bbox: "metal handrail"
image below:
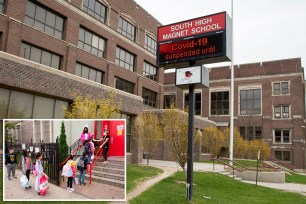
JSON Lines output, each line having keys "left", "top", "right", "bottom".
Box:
{"left": 88, "top": 146, "right": 104, "bottom": 184}
{"left": 58, "top": 143, "right": 83, "bottom": 167}
{"left": 220, "top": 158, "right": 251, "bottom": 171}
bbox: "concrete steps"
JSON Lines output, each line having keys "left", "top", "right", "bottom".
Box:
{"left": 77, "top": 156, "right": 125, "bottom": 188}
{"left": 219, "top": 171, "right": 243, "bottom": 181}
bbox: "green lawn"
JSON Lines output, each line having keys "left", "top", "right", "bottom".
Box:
{"left": 127, "top": 164, "right": 163, "bottom": 193}
{"left": 286, "top": 173, "right": 306, "bottom": 185}
{"left": 131, "top": 171, "right": 306, "bottom": 204}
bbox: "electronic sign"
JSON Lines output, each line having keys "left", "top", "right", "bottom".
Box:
{"left": 157, "top": 12, "right": 232, "bottom": 69}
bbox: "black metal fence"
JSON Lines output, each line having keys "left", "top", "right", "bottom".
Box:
{"left": 11, "top": 138, "right": 60, "bottom": 186}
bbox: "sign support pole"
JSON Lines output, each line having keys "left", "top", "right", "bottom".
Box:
{"left": 186, "top": 82, "right": 195, "bottom": 201}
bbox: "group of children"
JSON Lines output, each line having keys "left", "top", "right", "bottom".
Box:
{"left": 5, "top": 147, "right": 47, "bottom": 196}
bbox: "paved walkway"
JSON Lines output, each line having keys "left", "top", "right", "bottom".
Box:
{"left": 4, "top": 169, "right": 125, "bottom": 201}
{"left": 4, "top": 169, "right": 89, "bottom": 201}
{"left": 242, "top": 180, "right": 306, "bottom": 196}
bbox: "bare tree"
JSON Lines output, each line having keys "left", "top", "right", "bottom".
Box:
{"left": 134, "top": 112, "right": 163, "bottom": 167}
{"left": 161, "top": 106, "right": 198, "bottom": 177}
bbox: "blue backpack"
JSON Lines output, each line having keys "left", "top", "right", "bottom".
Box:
{"left": 84, "top": 143, "right": 90, "bottom": 154}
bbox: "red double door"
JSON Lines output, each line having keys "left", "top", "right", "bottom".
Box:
{"left": 94, "top": 120, "right": 125, "bottom": 157}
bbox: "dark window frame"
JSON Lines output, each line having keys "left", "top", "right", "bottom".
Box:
{"left": 143, "top": 88, "right": 157, "bottom": 108}
{"left": 0, "top": 0, "right": 5, "bottom": 13}
{"left": 75, "top": 62, "right": 103, "bottom": 84}
{"left": 275, "top": 150, "right": 291, "bottom": 162}
{"left": 78, "top": 27, "right": 106, "bottom": 58}
{"left": 115, "top": 47, "right": 135, "bottom": 72}
{"left": 114, "top": 77, "right": 134, "bottom": 94}
{"left": 24, "top": 0, "right": 64, "bottom": 39}
{"left": 210, "top": 91, "right": 229, "bottom": 115}
{"left": 145, "top": 34, "right": 157, "bottom": 54}
{"left": 143, "top": 61, "right": 157, "bottom": 81}
{"left": 274, "top": 129, "right": 291, "bottom": 143}
{"left": 82, "top": 0, "right": 107, "bottom": 23}
{"left": 239, "top": 126, "right": 262, "bottom": 140}
{"left": 118, "top": 16, "right": 136, "bottom": 41}
{"left": 184, "top": 92, "right": 202, "bottom": 116}
{"left": 240, "top": 89, "right": 261, "bottom": 115}
{"left": 20, "top": 42, "right": 61, "bottom": 69}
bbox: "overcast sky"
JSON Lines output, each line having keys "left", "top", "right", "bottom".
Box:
{"left": 134, "top": 0, "right": 306, "bottom": 77}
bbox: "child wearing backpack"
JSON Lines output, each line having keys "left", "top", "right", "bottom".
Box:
{"left": 77, "top": 152, "right": 89, "bottom": 185}
{"left": 65, "top": 155, "right": 76, "bottom": 192}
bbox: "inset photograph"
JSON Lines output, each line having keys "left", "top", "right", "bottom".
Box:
{"left": 3, "top": 119, "right": 126, "bottom": 202}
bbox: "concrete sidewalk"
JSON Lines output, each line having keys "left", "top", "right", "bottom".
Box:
{"left": 141, "top": 159, "right": 225, "bottom": 172}
{"left": 4, "top": 169, "right": 89, "bottom": 201}
{"left": 242, "top": 180, "right": 306, "bottom": 196}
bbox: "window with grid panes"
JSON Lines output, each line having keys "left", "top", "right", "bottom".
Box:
{"left": 211, "top": 91, "right": 229, "bottom": 115}
{"left": 274, "top": 129, "right": 290, "bottom": 143}
{"left": 20, "top": 42, "right": 61, "bottom": 69}
{"left": 75, "top": 63, "right": 102, "bottom": 84}
{"left": 240, "top": 126, "right": 262, "bottom": 140}
{"left": 83, "top": 0, "right": 107, "bottom": 23}
{"left": 185, "top": 92, "right": 201, "bottom": 115}
{"left": 275, "top": 150, "right": 291, "bottom": 161}
{"left": 115, "top": 47, "right": 135, "bottom": 72}
{"left": 143, "top": 88, "right": 157, "bottom": 108}
{"left": 145, "top": 34, "right": 157, "bottom": 54}
{"left": 114, "top": 77, "right": 134, "bottom": 94}
{"left": 78, "top": 28, "right": 105, "bottom": 58}
{"left": 0, "top": 0, "right": 4, "bottom": 13}
{"left": 273, "top": 82, "right": 289, "bottom": 95}
{"left": 274, "top": 105, "right": 289, "bottom": 119}
{"left": 24, "top": 1, "right": 64, "bottom": 39}
{"left": 143, "top": 62, "right": 157, "bottom": 81}
{"left": 240, "top": 89, "right": 261, "bottom": 115}
{"left": 118, "top": 17, "right": 136, "bottom": 41}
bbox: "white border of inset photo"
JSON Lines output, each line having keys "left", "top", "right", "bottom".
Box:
{"left": 3, "top": 119, "right": 126, "bottom": 202}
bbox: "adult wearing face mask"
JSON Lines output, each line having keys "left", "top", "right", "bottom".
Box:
{"left": 80, "top": 125, "right": 91, "bottom": 146}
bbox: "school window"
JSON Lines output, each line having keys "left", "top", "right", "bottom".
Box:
{"left": 83, "top": 0, "right": 107, "bottom": 23}
{"left": 75, "top": 63, "right": 103, "bottom": 84}
{"left": 275, "top": 150, "right": 291, "bottom": 162}
{"left": 0, "top": 87, "right": 69, "bottom": 119}
{"left": 145, "top": 34, "right": 157, "bottom": 54}
{"left": 184, "top": 92, "right": 201, "bottom": 115}
{"left": 0, "top": 0, "right": 5, "bottom": 13}
{"left": 273, "top": 82, "right": 289, "bottom": 95}
{"left": 164, "top": 94, "right": 176, "bottom": 109}
{"left": 274, "top": 105, "right": 290, "bottom": 119}
{"left": 143, "top": 62, "right": 157, "bottom": 81}
{"left": 143, "top": 88, "right": 157, "bottom": 108}
{"left": 78, "top": 27, "right": 106, "bottom": 58}
{"left": 115, "top": 47, "right": 135, "bottom": 72}
{"left": 24, "top": 1, "right": 64, "bottom": 39}
{"left": 20, "top": 42, "right": 61, "bottom": 69}
{"left": 274, "top": 129, "right": 290, "bottom": 143}
{"left": 239, "top": 126, "right": 262, "bottom": 140}
{"left": 211, "top": 91, "right": 229, "bottom": 115}
{"left": 114, "top": 77, "right": 134, "bottom": 94}
{"left": 240, "top": 89, "right": 261, "bottom": 115}
{"left": 118, "top": 16, "right": 136, "bottom": 41}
